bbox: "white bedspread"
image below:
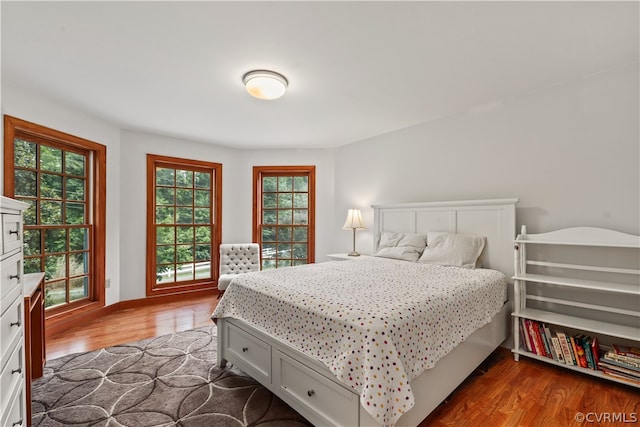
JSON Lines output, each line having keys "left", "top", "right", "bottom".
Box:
{"left": 212, "top": 257, "right": 507, "bottom": 426}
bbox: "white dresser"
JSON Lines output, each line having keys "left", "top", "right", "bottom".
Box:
{"left": 1, "top": 196, "right": 28, "bottom": 427}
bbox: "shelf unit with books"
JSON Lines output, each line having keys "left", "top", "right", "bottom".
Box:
{"left": 512, "top": 226, "right": 640, "bottom": 388}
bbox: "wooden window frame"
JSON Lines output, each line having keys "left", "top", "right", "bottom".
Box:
{"left": 3, "top": 115, "right": 107, "bottom": 320}
{"left": 253, "top": 165, "right": 316, "bottom": 266}
{"left": 146, "top": 154, "right": 222, "bottom": 296}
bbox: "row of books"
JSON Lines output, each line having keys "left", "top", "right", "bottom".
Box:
{"left": 518, "top": 319, "right": 599, "bottom": 369}
{"left": 599, "top": 345, "right": 640, "bottom": 385}
{"left": 519, "top": 319, "right": 640, "bottom": 385}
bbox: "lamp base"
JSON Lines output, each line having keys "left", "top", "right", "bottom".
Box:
{"left": 347, "top": 251, "right": 360, "bottom": 257}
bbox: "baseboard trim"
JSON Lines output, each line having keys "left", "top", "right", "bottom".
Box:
{"left": 45, "top": 288, "right": 217, "bottom": 339}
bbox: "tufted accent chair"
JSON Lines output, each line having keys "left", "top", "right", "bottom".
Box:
{"left": 218, "top": 243, "right": 261, "bottom": 298}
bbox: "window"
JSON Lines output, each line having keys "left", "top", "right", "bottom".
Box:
{"left": 146, "top": 154, "right": 222, "bottom": 296}
{"left": 253, "top": 166, "right": 315, "bottom": 269}
{"left": 3, "top": 115, "right": 106, "bottom": 314}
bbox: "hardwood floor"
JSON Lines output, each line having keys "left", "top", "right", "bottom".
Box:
{"left": 46, "top": 294, "right": 639, "bottom": 426}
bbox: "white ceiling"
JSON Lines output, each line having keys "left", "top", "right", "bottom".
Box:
{"left": 2, "top": 1, "right": 638, "bottom": 149}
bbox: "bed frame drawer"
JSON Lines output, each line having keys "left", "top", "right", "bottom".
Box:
{"left": 224, "top": 322, "right": 271, "bottom": 384}
{"left": 274, "top": 350, "right": 360, "bottom": 427}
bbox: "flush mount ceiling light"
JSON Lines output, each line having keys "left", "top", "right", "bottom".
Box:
{"left": 242, "top": 70, "right": 288, "bottom": 100}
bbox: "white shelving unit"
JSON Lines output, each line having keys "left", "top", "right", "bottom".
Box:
{"left": 512, "top": 225, "right": 640, "bottom": 388}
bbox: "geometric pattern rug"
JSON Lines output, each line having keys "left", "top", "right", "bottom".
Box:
{"left": 31, "top": 325, "right": 312, "bottom": 426}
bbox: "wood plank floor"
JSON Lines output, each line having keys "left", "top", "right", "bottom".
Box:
{"left": 47, "top": 293, "right": 639, "bottom": 426}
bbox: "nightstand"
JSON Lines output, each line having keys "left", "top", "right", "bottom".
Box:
{"left": 327, "top": 253, "right": 369, "bottom": 261}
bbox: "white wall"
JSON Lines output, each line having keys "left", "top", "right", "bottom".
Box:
{"left": 117, "top": 131, "right": 336, "bottom": 301}
{"left": 333, "top": 64, "right": 640, "bottom": 254}
{"left": 1, "top": 83, "right": 122, "bottom": 305}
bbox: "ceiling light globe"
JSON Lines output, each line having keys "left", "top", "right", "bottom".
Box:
{"left": 243, "top": 70, "right": 288, "bottom": 100}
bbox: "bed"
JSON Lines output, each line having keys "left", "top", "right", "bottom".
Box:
{"left": 213, "top": 198, "right": 518, "bottom": 426}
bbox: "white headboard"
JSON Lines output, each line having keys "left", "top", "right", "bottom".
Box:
{"left": 371, "top": 198, "right": 518, "bottom": 277}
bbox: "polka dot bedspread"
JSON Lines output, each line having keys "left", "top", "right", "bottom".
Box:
{"left": 212, "top": 256, "right": 507, "bottom": 426}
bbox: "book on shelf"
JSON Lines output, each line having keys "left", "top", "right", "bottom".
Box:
{"left": 602, "top": 353, "right": 640, "bottom": 373}
{"left": 556, "top": 330, "right": 575, "bottom": 365}
{"left": 601, "top": 366, "right": 640, "bottom": 385}
{"left": 612, "top": 344, "right": 640, "bottom": 359}
{"left": 606, "top": 351, "right": 640, "bottom": 368}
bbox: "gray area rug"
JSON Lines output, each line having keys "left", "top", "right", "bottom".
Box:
{"left": 32, "top": 325, "right": 312, "bottom": 426}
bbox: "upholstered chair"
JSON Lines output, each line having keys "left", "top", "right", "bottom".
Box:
{"left": 218, "top": 243, "right": 261, "bottom": 298}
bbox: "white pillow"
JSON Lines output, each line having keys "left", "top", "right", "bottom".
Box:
{"left": 418, "top": 232, "right": 486, "bottom": 268}
{"left": 374, "top": 232, "right": 427, "bottom": 262}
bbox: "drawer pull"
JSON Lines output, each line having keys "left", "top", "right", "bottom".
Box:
{"left": 12, "top": 368, "right": 22, "bottom": 374}
{"left": 242, "top": 347, "right": 248, "bottom": 352}
{"left": 9, "top": 229, "right": 19, "bottom": 236}
{"left": 12, "top": 420, "right": 23, "bottom": 427}
{"left": 307, "top": 389, "right": 315, "bottom": 397}
{"left": 10, "top": 274, "right": 20, "bottom": 280}
{"left": 10, "top": 320, "right": 21, "bottom": 327}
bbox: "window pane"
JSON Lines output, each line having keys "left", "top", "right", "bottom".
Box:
{"left": 45, "top": 280, "right": 66, "bottom": 307}
{"left": 157, "top": 245, "right": 175, "bottom": 264}
{"left": 176, "top": 207, "right": 193, "bottom": 224}
{"left": 14, "top": 139, "right": 36, "bottom": 168}
{"left": 176, "top": 244, "right": 194, "bottom": 262}
{"left": 45, "top": 254, "right": 66, "bottom": 281}
{"left": 66, "top": 177, "right": 85, "bottom": 201}
{"left": 262, "top": 259, "right": 276, "bottom": 270}
{"left": 15, "top": 170, "right": 37, "bottom": 197}
{"left": 263, "top": 210, "right": 277, "bottom": 225}
{"left": 277, "top": 259, "right": 292, "bottom": 268}
{"left": 69, "top": 228, "right": 89, "bottom": 251}
{"left": 24, "top": 229, "right": 41, "bottom": 256}
{"left": 277, "top": 243, "right": 292, "bottom": 258}
{"left": 176, "top": 189, "right": 193, "bottom": 206}
{"left": 65, "top": 202, "right": 85, "bottom": 224}
{"left": 21, "top": 199, "right": 37, "bottom": 225}
{"left": 41, "top": 201, "right": 62, "bottom": 225}
{"left": 262, "top": 226, "right": 276, "bottom": 242}
{"left": 263, "top": 177, "right": 277, "bottom": 192}
{"left": 156, "top": 265, "right": 175, "bottom": 284}
{"left": 65, "top": 152, "right": 85, "bottom": 176}
{"left": 293, "top": 193, "right": 308, "bottom": 208}
{"left": 278, "top": 176, "right": 292, "bottom": 191}
{"left": 262, "top": 243, "right": 276, "bottom": 259}
{"left": 156, "top": 207, "right": 175, "bottom": 224}
{"left": 293, "top": 209, "right": 308, "bottom": 225}
{"left": 69, "top": 276, "right": 89, "bottom": 301}
{"left": 40, "top": 146, "right": 63, "bottom": 173}
{"left": 194, "top": 208, "right": 210, "bottom": 224}
{"left": 24, "top": 257, "right": 41, "bottom": 274}
{"left": 277, "top": 226, "right": 292, "bottom": 242}
{"left": 156, "top": 187, "right": 175, "bottom": 205}
{"left": 195, "top": 172, "right": 211, "bottom": 189}
{"left": 278, "top": 193, "right": 292, "bottom": 208}
{"left": 293, "top": 243, "right": 308, "bottom": 259}
{"left": 195, "top": 245, "right": 210, "bottom": 262}
{"left": 292, "top": 227, "right": 307, "bottom": 242}
{"left": 263, "top": 193, "right": 277, "bottom": 208}
{"left": 293, "top": 176, "right": 308, "bottom": 192}
{"left": 176, "top": 170, "right": 193, "bottom": 187}
{"left": 45, "top": 229, "right": 67, "bottom": 253}
{"left": 176, "top": 263, "right": 194, "bottom": 281}
{"left": 194, "top": 190, "right": 210, "bottom": 207}
{"left": 156, "top": 226, "right": 175, "bottom": 245}
{"left": 277, "top": 210, "right": 292, "bottom": 224}
{"left": 70, "top": 252, "right": 89, "bottom": 276}
{"left": 194, "top": 261, "right": 211, "bottom": 279}
{"left": 195, "top": 226, "right": 211, "bottom": 243}
{"left": 177, "top": 226, "right": 193, "bottom": 244}
{"left": 41, "top": 173, "right": 63, "bottom": 199}
{"left": 156, "top": 168, "right": 175, "bottom": 186}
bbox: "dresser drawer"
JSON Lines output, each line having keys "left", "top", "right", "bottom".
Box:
{"left": 1, "top": 298, "right": 23, "bottom": 371}
{"left": 225, "top": 323, "right": 271, "bottom": 384}
{"left": 275, "top": 351, "right": 359, "bottom": 427}
{"left": 2, "top": 213, "right": 22, "bottom": 256}
{"left": 1, "top": 381, "right": 25, "bottom": 427}
{"left": 1, "top": 251, "right": 22, "bottom": 307}
{"left": 0, "top": 342, "right": 23, "bottom": 415}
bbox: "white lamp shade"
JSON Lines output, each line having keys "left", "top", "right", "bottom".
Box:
{"left": 243, "top": 70, "right": 288, "bottom": 100}
{"left": 343, "top": 209, "right": 366, "bottom": 230}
